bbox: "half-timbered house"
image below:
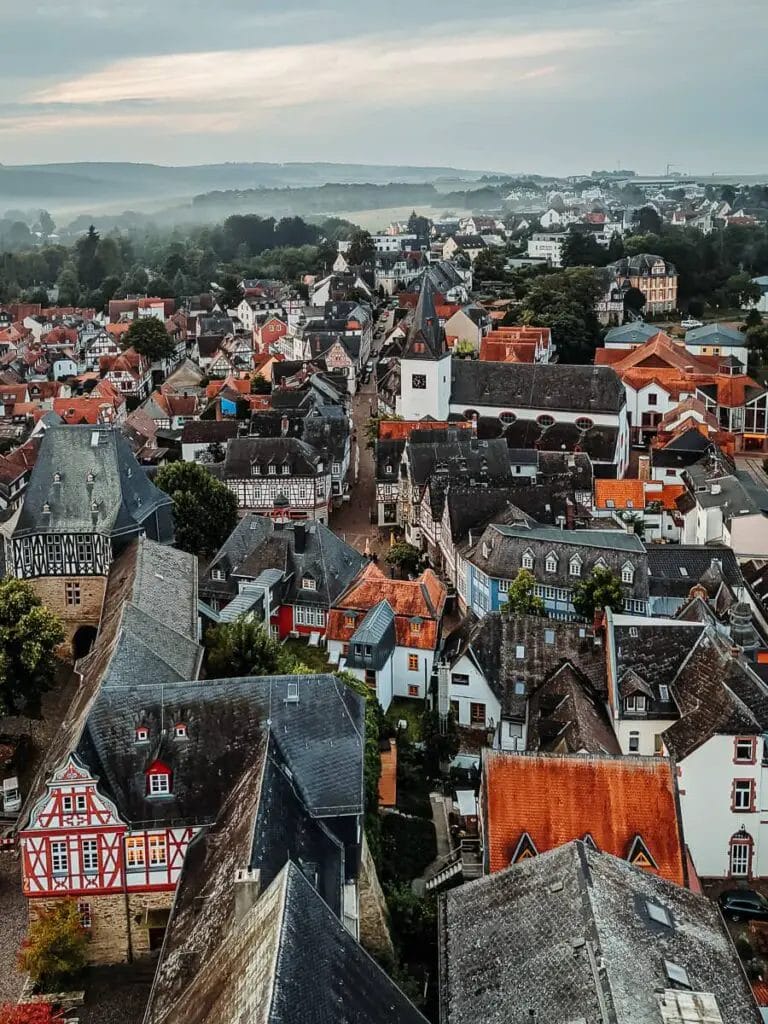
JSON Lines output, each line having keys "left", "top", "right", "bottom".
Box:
{"left": 9, "top": 424, "right": 174, "bottom": 656}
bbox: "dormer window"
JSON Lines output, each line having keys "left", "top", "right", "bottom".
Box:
{"left": 302, "top": 576, "right": 317, "bottom": 590}
{"left": 149, "top": 773, "right": 170, "bottom": 796}
{"left": 521, "top": 549, "right": 534, "bottom": 570}
{"left": 482, "top": 542, "right": 490, "bottom": 559}
{"left": 411, "top": 619, "right": 422, "bottom": 634}
{"left": 135, "top": 726, "right": 149, "bottom": 743}
{"left": 621, "top": 562, "right": 635, "bottom": 584}
{"left": 268, "top": 464, "right": 276, "bottom": 475}
{"left": 211, "top": 568, "right": 226, "bottom": 581}
{"left": 53, "top": 472, "right": 62, "bottom": 484}
{"left": 252, "top": 464, "right": 262, "bottom": 476}
{"left": 545, "top": 552, "right": 558, "bottom": 574}
{"left": 625, "top": 695, "right": 646, "bottom": 714}
{"left": 594, "top": 557, "right": 607, "bottom": 570}
{"left": 282, "top": 463, "right": 290, "bottom": 475}
{"left": 174, "top": 723, "right": 188, "bottom": 740}
{"left": 86, "top": 472, "right": 94, "bottom": 484}
{"left": 345, "top": 613, "right": 356, "bottom": 629}
{"left": 569, "top": 556, "right": 582, "bottom": 577}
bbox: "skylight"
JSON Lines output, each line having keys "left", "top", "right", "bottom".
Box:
{"left": 679, "top": 567, "right": 689, "bottom": 577}
{"left": 664, "top": 960, "right": 691, "bottom": 988}
{"left": 646, "top": 901, "right": 672, "bottom": 927}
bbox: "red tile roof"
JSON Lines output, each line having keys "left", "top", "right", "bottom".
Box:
{"left": 377, "top": 419, "right": 469, "bottom": 441}
{"left": 379, "top": 738, "right": 397, "bottom": 808}
{"left": 483, "top": 751, "right": 686, "bottom": 885}
{"left": 594, "top": 479, "right": 646, "bottom": 510}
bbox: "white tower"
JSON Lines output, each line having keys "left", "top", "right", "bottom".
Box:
{"left": 397, "top": 272, "right": 452, "bottom": 421}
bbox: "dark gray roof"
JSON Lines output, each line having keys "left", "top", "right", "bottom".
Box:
{"left": 608, "top": 252, "right": 678, "bottom": 277}
{"left": 451, "top": 362, "right": 625, "bottom": 414}
{"left": 686, "top": 323, "right": 745, "bottom": 346}
{"left": 78, "top": 674, "right": 365, "bottom": 827}
{"left": 219, "top": 436, "right": 323, "bottom": 478}
{"left": 527, "top": 663, "right": 620, "bottom": 754}
{"left": 150, "top": 859, "right": 426, "bottom": 1024}
{"left": 604, "top": 322, "right": 659, "bottom": 345}
{"left": 180, "top": 420, "right": 239, "bottom": 444}
{"left": 402, "top": 271, "right": 446, "bottom": 361}
{"left": 646, "top": 545, "right": 744, "bottom": 599}
{"left": 468, "top": 524, "right": 648, "bottom": 602}
{"left": 407, "top": 434, "right": 514, "bottom": 489}
{"left": 439, "top": 841, "right": 761, "bottom": 1024}
{"left": 16, "top": 424, "right": 174, "bottom": 538}
{"left": 346, "top": 600, "right": 397, "bottom": 671}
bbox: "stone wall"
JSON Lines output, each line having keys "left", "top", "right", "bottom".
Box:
{"left": 358, "top": 834, "right": 394, "bottom": 962}
{"left": 30, "top": 575, "right": 107, "bottom": 655}
{"left": 29, "top": 889, "right": 174, "bottom": 965}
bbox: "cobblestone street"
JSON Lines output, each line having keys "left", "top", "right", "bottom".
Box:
{"left": 0, "top": 854, "right": 26, "bottom": 1005}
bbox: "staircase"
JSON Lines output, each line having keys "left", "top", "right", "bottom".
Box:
{"left": 423, "top": 838, "right": 483, "bottom": 893}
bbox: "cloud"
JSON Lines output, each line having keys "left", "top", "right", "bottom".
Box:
{"left": 30, "top": 27, "right": 602, "bottom": 108}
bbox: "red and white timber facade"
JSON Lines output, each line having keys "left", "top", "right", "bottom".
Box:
{"left": 20, "top": 754, "right": 197, "bottom": 959}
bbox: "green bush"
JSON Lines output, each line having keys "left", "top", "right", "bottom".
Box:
{"left": 381, "top": 813, "right": 437, "bottom": 882}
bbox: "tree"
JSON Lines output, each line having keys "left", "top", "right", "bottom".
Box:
{"left": 572, "top": 566, "right": 625, "bottom": 620}
{"left": 155, "top": 460, "right": 238, "bottom": 556}
{"left": 250, "top": 373, "right": 271, "bottom": 395}
{"left": 347, "top": 229, "right": 375, "bottom": 266}
{"left": 196, "top": 441, "right": 226, "bottom": 464}
{"left": 75, "top": 225, "right": 102, "bottom": 290}
{"left": 500, "top": 568, "right": 544, "bottom": 616}
{"left": 338, "top": 670, "right": 384, "bottom": 861}
{"left": 520, "top": 266, "right": 604, "bottom": 363}
{"left": 744, "top": 308, "right": 763, "bottom": 329}
{"left": 54, "top": 262, "right": 80, "bottom": 307}
{"left": 122, "top": 317, "right": 174, "bottom": 362}
{"left": 18, "top": 901, "right": 88, "bottom": 993}
{"left": 623, "top": 286, "right": 646, "bottom": 315}
{"left": 635, "top": 206, "right": 662, "bottom": 234}
{"left": 606, "top": 233, "right": 625, "bottom": 262}
{"left": 421, "top": 708, "right": 460, "bottom": 777}
{"left": 38, "top": 210, "right": 55, "bottom": 240}
{"left": 746, "top": 324, "right": 768, "bottom": 373}
{"left": 205, "top": 617, "right": 305, "bottom": 677}
{"left": 561, "top": 228, "right": 608, "bottom": 268}
{"left": 217, "top": 274, "right": 242, "bottom": 309}
{"left": 0, "top": 578, "right": 64, "bottom": 715}
{"left": 723, "top": 273, "right": 760, "bottom": 309}
{"left": 385, "top": 541, "right": 422, "bottom": 578}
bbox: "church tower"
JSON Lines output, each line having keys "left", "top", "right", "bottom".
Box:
{"left": 397, "top": 272, "right": 452, "bottom": 421}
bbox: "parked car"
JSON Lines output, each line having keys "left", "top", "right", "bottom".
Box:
{"left": 681, "top": 318, "right": 704, "bottom": 330}
{"left": 0, "top": 777, "right": 21, "bottom": 817}
{"left": 718, "top": 889, "right": 768, "bottom": 922}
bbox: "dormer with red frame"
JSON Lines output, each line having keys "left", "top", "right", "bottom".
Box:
{"left": 146, "top": 759, "right": 173, "bottom": 798}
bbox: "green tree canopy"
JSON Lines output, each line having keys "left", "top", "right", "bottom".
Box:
{"left": 122, "top": 316, "right": 175, "bottom": 362}
{"left": 500, "top": 568, "right": 544, "bottom": 617}
{"left": 521, "top": 266, "right": 604, "bottom": 363}
{"left": 561, "top": 228, "right": 609, "bottom": 268}
{"left": 205, "top": 617, "right": 305, "bottom": 677}
{"left": 18, "top": 901, "right": 88, "bottom": 992}
{"left": 155, "top": 460, "right": 238, "bottom": 556}
{"left": 0, "top": 578, "right": 64, "bottom": 715}
{"left": 347, "top": 228, "right": 375, "bottom": 265}
{"left": 385, "top": 541, "right": 422, "bottom": 578}
{"left": 572, "top": 565, "right": 625, "bottom": 620}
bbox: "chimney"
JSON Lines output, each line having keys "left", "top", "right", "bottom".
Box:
{"left": 281, "top": 415, "right": 289, "bottom": 437}
{"left": 471, "top": 413, "right": 478, "bottom": 436}
{"left": 710, "top": 482, "right": 721, "bottom": 495}
{"left": 556, "top": 514, "right": 566, "bottom": 530}
{"left": 233, "top": 867, "right": 262, "bottom": 922}
{"left": 638, "top": 455, "right": 651, "bottom": 481}
{"left": 293, "top": 522, "right": 306, "bottom": 554}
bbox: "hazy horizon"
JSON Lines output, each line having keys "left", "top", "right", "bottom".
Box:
{"left": 2, "top": 0, "right": 767, "bottom": 174}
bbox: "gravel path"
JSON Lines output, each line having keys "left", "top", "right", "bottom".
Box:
{"left": 0, "top": 855, "right": 26, "bottom": 1004}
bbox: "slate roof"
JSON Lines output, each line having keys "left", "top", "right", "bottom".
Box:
{"left": 204, "top": 516, "right": 365, "bottom": 610}
{"left": 439, "top": 841, "right": 761, "bottom": 1024}
{"left": 645, "top": 545, "right": 744, "bottom": 606}
{"left": 180, "top": 420, "right": 239, "bottom": 444}
{"left": 15, "top": 424, "right": 174, "bottom": 538}
{"left": 401, "top": 271, "right": 447, "bottom": 361}
{"left": 604, "top": 321, "right": 659, "bottom": 346}
{"left": 608, "top": 252, "right": 678, "bottom": 277}
{"left": 407, "top": 433, "right": 513, "bottom": 489}
{"left": 468, "top": 524, "right": 648, "bottom": 602}
{"left": 218, "top": 436, "right": 324, "bottom": 478}
{"left": 450, "top": 361, "right": 625, "bottom": 414}
{"left": 345, "top": 600, "right": 397, "bottom": 671}
{"left": 686, "top": 322, "right": 745, "bottom": 346}
{"left": 78, "top": 673, "right": 364, "bottom": 827}
{"left": 482, "top": 750, "right": 687, "bottom": 883}
{"left": 686, "top": 463, "right": 768, "bottom": 521}
{"left": 527, "top": 663, "right": 621, "bottom": 755}
{"left": 150, "top": 860, "right": 426, "bottom": 1024}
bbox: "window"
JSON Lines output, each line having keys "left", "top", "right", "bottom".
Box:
{"left": 76, "top": 794, "right": 87, "bottom": 812}
{"left": 148, "top": 835, "right": 167, "bottom": 866}
{"left": 569, "top": 557, "right": 581, "bottom": 577}
{"left": 499, "top": 411, "right": 516, "bottom": 425}
{"left": 452, "top": 673, "right": 470, "bottom": 687}
{"left": 544, "top": 629, "right": 555, "bottom": 645}
{"left": 252, "top": 464, "right": 262, "bottom": 476}
{"left": 629, "top": 731, "right": 640, "bottom": 753}
{"left": 498, "top": 579, "right": 510, "bottom": 593}
{"left": 135, "top": 727, "right": 149, "bottom": 743}
{"left": 45, "top": 535, "right": 63, "bottom": 565}
{"left": 76, "top": 535, "right": 94, "bottom": 563}
{"left": 174, "top": 723, "right": 187, "bottom": 740}
{"left": 411, "top": 374, "right": 427, "bottom": 390}
{"left": 210, "top": 568, "right": 226, "bottom": 581}
{"left": 664, "top": 960, "right": 690, "bottom": 989}
{"left": 408, "top": 654, "right": 419, "bottom": 671}
{"left": 62, "top": 796, "right": 73, "bottom": 813}
{"left": 365, "top": 669, "right": 376, "bottom": 687}
{"left": 410, "top": 620, "right": 421, "bottom": 634}
{"left": 730, "top": 832, "right": 753, "bottom": 877}
{"left": 282, "top": 463, "right": 290, "bottom": 475}
{"left": 545, "top": 553, "right": 558, "bottom": 573}
{"left": 78, "top": 901, "right": 91, "bottom": 929}
{"left": 149, "top": 773, "right": 170, "bottom": 796}
{"left": 522, "top": 550, "right": 534, "bottom": 570}
{"left": 302, "top": 576, "right": 316, "bottom": 590}
{"left": 733, "top": 780, "right": 755, "bottom": 811}
{"left": 295, "top": 605, "right": 326, "bottom": 627}
{"left": 537, "top": 414, "right": 554, "bottom": 427}
{"left": 81, "top": 838, "right": 98, "bottom": 873}
{"left": 621, "top": 565, "right": 635, "bottom": 584}
{"left": 126, "top": 837, "right": 145, "bottom": 869}
{"left": 407, "top": 684, "right": 420, "bottom": 698}
{"left": 646, "top": 901, "right": 672, "bottom": 927}
{"left": 344, "top": 613, "right": 356, "bottom": 629}
{"left": 626, "top": 500, "right": 634, "bottom": 510}
{"left": 734, "top": 738, "right": 756, "bottom": 764}
{"left": 594, "top": 557, "right": 607, "bottom": 570}
{"left": 624, "top": 695, "right": 646, "bottom": 713}
{"left": 659, "top": 685, "right": 670, "bottom": 703}
{"left": 65, "top": 581, "right": 81, "bottom": 607}
{"left": 648, "top": 393, "right": 658, "bottom": 406}
{"left": 515, "top": 644, "right": 525, "bottom": 660}
{"left": 606, "top": 498, "right": 615, "bottom": 509}
{"left": 51, "top": 841, "right": 68, "bottom": 874}
{"left": 470, "top": 703, "right": 486, "bottom": 725}
{"left": 575, "top": 417, "right": 593, "bottom": 430}
{"left": 268, "top": 464, "right": 276, "bottom": 475}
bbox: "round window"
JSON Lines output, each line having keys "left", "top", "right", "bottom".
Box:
{"left": 537, "top": 414, "right": 555, "bottom": 427}
{"left": 499, "top": 411, "right": 516, "bottom": 425}
{"left": 576, "top": 417, "right": 593, "bottom": 430}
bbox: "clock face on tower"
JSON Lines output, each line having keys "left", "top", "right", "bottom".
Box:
{"left": 412, "top": 374, "right": 427, "bottom": 389}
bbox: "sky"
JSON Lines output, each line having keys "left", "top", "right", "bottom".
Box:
{"left": 1, "top": 0, "right": 767, "bottom": 175}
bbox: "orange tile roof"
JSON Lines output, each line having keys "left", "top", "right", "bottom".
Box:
{"left": 327, "top": 563, "right": 447, "bottom": 650}
{"left": 483, "top": 751, "right": 686, "bottom": 885}
{"left": 594, "top": 479, "right": 646, "bottom": 510}
{"left": 377, "top": 419, "right": 469, "bottom": 441}
{"left": 378, "top": 738, "right": 397, "bottom": 807}
{"left": 657, "top": 484, "right": 686, "bottom": 510}
{"left": 106, "top": 322, "right": 131, "bottom": 336}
